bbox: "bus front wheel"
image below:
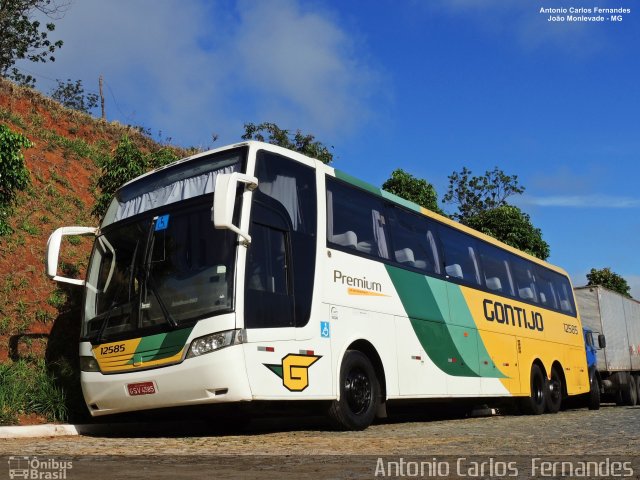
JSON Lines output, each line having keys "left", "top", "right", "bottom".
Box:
{"left": 520, "top": 364, "right": 546, "bottom": 415}
{"left": 328, "top": 350, "right": 380, "bottom": 431}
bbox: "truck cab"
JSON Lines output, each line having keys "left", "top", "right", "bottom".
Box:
{"left": 583, "top": 327, "right": 605, "bottom": 409}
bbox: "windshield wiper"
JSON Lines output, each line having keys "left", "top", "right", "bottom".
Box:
{"left": 140, "top": 216, "right": 178, "bottom": 328}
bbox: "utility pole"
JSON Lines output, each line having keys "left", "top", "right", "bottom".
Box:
{"left": 99, "top": 75, "right": 106, "bottom": 120}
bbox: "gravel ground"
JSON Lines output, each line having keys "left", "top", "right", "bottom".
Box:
{"left": 1, "top": 404, "right": 639, "bottom": 479}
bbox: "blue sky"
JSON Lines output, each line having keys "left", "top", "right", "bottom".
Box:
{"left": 19, "top": 0, "right": 640, "bottom": 296}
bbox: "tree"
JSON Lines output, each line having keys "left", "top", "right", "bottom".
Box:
{"left": 382, "top": 168, "right": 444, "bottom": 215}
{"left": 443, "top": 166, "right": 525, "bottom": 222}
{"left": 464, "top": 205, "right": 550, "bottom": 260}
{"left": 586, "top": 268, "right": 631, "bottom": 298}
{"left": 49, "top": 78, "right": 98, "bottom": 113}
{"left": 242, "top": 122, "right": 333, "bottom": 164}
{"left": 0, "top": 0, "right": 67, "bottom": 86}
{"left": 92, "top": 136, "right": 179, "bottom": 218}
{"left": 0, "top": 124, "right": 31, "bottom": 235}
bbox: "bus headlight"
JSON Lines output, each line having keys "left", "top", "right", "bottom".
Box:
{"left": 80, "top": 356, "right": 100, "bottom": 372}
{"left": 186, "top": 329, "right": 244, "bottom": 358}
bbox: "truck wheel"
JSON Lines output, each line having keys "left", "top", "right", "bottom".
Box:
{"left": 620, "top": 372, "right": 637, "bottom": 406}
{"left": 587, "top": 369, "right": 600, "bottom": 410}
{"left": 520, "top": 364, "right": 546, "bottom": 415}
{"left": 635, "top": 374, "right": 640, "bottom": 404}
{"left": 545, "top": 366, "right": 563, "bottom": 413}
{"left": 328, "top": 350, "right": 380, "bottom": 430}
{"left": 628, "top": 375, "right": 638, "bottom": 406}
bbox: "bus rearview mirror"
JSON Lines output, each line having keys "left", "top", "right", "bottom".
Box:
{"left": 46, "top": 226, "right": 98, "bottom": 286}
{"left": 212, "top": 172, "right": 258, "bottom": 245}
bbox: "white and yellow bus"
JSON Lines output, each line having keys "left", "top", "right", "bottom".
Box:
{"left": 46, "top": 141, "right": 588, "bottom": 429}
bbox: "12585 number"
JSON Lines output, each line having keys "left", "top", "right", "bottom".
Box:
{"left": 100, "top": 344, "right": 125, "bottom": 355}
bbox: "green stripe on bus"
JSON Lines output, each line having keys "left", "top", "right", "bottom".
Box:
{"left": 386, "top": 265, "right": 503, "bottom": 378}
{"left": 132, "top": 327, "right": 193, "bottom": 362}
{"left": 380, "top": 190, "right": 422, "bottom": 213}
{"left": 334, "top": 170, "right": 381, "bottom": 196}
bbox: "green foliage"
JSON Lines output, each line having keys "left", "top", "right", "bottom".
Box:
{"left": 242, "top": 122, "right": 333, "bottom": 164}
{"left": 586, "top": 268, "right": 631, "bottom": 298}
{"left": 92, "top": 135, "right": 145, "bottom": 218}
{"left": 0, "top": 359, "right": 67, "bottom": 424}
{"left": 92, "top": 135, "right": 180, "bottom": 218}
{"left": 464, "top": 205, "right": 550, "bottom": 260}
{"left": 49, "top": 78, "right": 98, "bottom": 113}
{"left": 0, "top": 0, "right": 65, "bottom": 86}
{"left": 443, "top": 166, "right": 525, "bottom": 221}
{"left": 382, "top": 168, "right": 444, "bottom": 215}
{"left": 0, "top": 124, "right": 31, "bottom": 235}
{"left": 148, "top": 147, "right": 179, "bottom": 170}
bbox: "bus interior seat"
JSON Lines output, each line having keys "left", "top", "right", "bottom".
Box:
{"left": 356, "top": 241, "right": 373, "bottom": 254}
{"left": 519, "top": 287, "right": 534, "bottom": 300}
{"left": 330, "top": 231, "right": 357, "bottom": 249}
{"left": 539, "top": 292, "right": 547, "bottom": 304}
{"left": 486, "top": 277, "right": 502, "bottom": 292}
{"left": 445, "top": 264, "right": 463, "bottom": 279}
{"left": 413, "top": 260, "right": 428, "bottom": 270}
{"left": 560, "top": 300, "right": 571, "bottom": 312}
{"left": 395, "top": 248, "right": 415, "bottom": 266}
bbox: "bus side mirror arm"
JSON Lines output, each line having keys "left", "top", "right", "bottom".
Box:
{"left": 46, "top": 226, "right": 98, "bottom": 286}
{"left": 212, "top": 173, "right": 258, "bottom": 246}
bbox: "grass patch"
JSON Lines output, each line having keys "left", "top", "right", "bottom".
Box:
{"left": 47, "top": 289, "right": 67, "bottom": 309}
{"left": 0, "top": 359, "right": 68, "bottom": 425}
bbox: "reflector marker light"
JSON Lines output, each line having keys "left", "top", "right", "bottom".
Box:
{"left": 299, "top": 349, "right": 314, "bottom": 355}
{"left": 258, "top": 346, "right": 275, "bottom": 352}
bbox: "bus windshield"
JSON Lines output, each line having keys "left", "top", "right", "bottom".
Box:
{"left": 83, "top": 199, "right": 236, "bottom": 342}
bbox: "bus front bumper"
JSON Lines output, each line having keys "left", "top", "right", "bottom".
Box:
{"left": 81, "top": 345, "right": 252, "bottom": 416}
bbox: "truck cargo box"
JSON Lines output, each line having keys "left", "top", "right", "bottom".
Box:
{"left": 575, "top": 286, "right": 640, "bottom": 372}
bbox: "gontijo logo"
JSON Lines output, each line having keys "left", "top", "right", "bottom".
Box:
{"left": 333, "top": 270, "right": 389, "bottom": 297}
{"left": 264, "top": 353, "right": 322, "bottom": 391}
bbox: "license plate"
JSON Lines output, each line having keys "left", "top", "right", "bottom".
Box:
{"left": 127, "top": 381, "right": 156, "bottom": 396}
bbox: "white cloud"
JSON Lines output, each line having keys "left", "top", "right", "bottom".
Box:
{"left": 519, "top": 194, "right": 640, "bottom": 208}
{"left": 18, "top": 0, "right": 384, "bottom": 147}
{"left": 425, "top": 0, "right": 604, "bottom": 54}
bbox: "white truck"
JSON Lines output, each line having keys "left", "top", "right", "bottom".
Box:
{"left": 575, "top": 285, "right": 640, "bottom": 406}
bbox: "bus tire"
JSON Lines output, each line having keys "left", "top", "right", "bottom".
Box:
{"left": 520, "top": 364, "right": 546, "bottom": 415}
{"left": 545, "top": 366, "right": 563, "bottom": 414}
{"left": 328, "top": 350, "right": 380, "bottom": 431}
{"left": 635, "top": 374, "right": 640, "bottom": 404}
{"left": 587, "top": 369, "right": 601, "bottom": 410}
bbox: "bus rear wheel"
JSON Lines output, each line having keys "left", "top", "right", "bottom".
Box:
{"left": 328, "top": 350, "right": 380, "bottom": 431}
{"left": 545, "top": 366, "right": 563, "bottom": 414}
{"left": 520, "top": 364, "right": 546, "bottom": 415}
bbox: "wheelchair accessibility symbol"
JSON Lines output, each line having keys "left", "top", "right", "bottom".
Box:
{"left": 320, "top": 321, "right": 330, "bottom": 338}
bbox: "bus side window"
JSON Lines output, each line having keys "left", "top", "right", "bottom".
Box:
{"left": 245, "top": 219, "right": 294, "bottom": 329}
{"left": 326, "top": 178, "right": 390, "bottom": 260}
{"left": 534, "top": 265, "right": 559, "bottom": 309}
{"left": 510, "top": 256, "right": 539, "bottom": 304}
{"left": 255, "top": 151, "right": 317, "bottom": 236}
{"left": 437, "top": 225, "right": 481, "bottom": 286}
{"left": 554, "top": 274, "right": 576, "bottom": 315}
{"left": 386, "top": 206, "right": 439, "bottom": 274}
{"left": 478, "top": 242, "right": 515, "bottom": 296}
